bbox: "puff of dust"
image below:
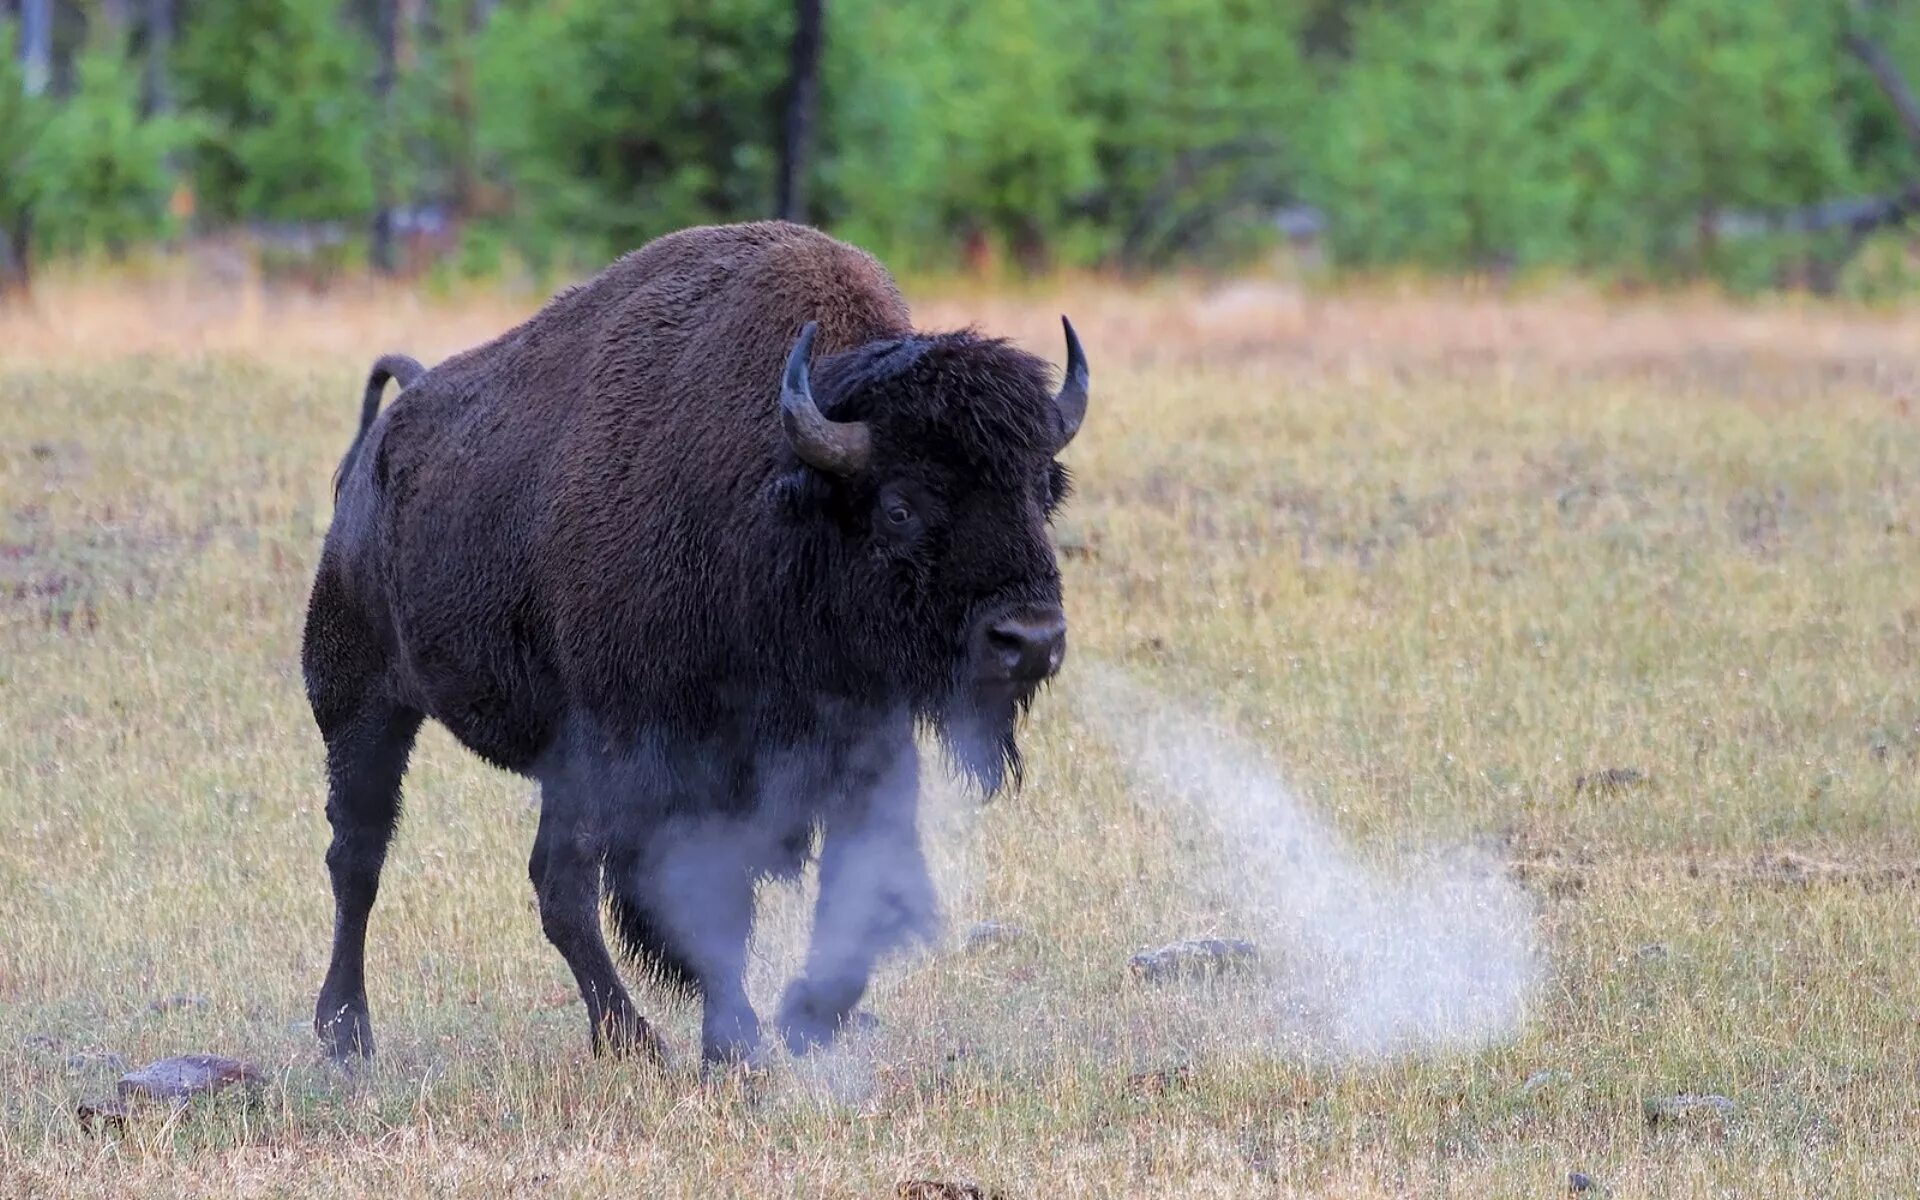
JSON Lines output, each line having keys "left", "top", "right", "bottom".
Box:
{"left": 1078, "top": 664, "right": 1542, "bottom": 1060}
{"left": 743, "top": 757, "right": 984, "bottom": 1107}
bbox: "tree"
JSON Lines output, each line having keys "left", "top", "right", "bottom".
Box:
{"left": 176, "top": 0, "right": 376, "bottom": 225}
{"left": 0, "top": 22, "right": 48, "bottom": 294}
{"left": 775, "top": 0, "right": 823, "bottom": 222}
{"left": 370, "top": 0, "right": 400, "bottom": 272}
{"left": 26, "top": 36, "right": 193, "bottom": 259}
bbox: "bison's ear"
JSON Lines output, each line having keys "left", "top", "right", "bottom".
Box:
{"left": 1054, "top": 316, "right": 1089, "bottom": 450}
{"left": 781, "top": 321, "right": 872, "bottom": 476}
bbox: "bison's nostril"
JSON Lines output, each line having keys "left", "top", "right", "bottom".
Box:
{"left": 985, "top": 609, "right": 1068, "bottom": 682}
{"left": 986, "top": 627, "right": 1027, "bottom": 672}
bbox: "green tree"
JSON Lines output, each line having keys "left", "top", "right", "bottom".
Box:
{"left": 1078, "top": 0, "right": 1310, "bottom": 269}
{"left": 175, "top": 0, "right": 375, "bottom": 224}
{"left": 474, "top": 0, "right": 789, "bottom": 264}
{"left": 0, "top": 25, "right": 51, "bottom": 289}
{"left": 26, "top": 37, "right": 192, "bottom": 257}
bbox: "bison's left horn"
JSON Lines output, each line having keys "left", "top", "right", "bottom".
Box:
{"left": 780, "top": 321, "right": 872, "bottom": 476}
{"left": 1054, "top": 315, "right": 1089, "bottom": 449}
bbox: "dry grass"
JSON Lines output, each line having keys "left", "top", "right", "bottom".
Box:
{"left": 3, "top": 271, "right": 1920, "bottom": 1197}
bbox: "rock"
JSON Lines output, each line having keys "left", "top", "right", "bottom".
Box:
{"left": 1127, "top": 1063, "right": 1193, "bottom": 1097}
{"left": 148, "top": 994, "right": 210, "bottom": 1014}
{"left": 119, "top": 1054, "right": 264, "bottom": 1103}
{"left": 960, "top": 921, "right": 1028, "bottom": 952}
{"left": 1643, "top": 1093, "right": 1735, "bottom": 1126}
{"left": 534, "top": 985, "right": 579, "bottom": 1010}
{"left": 66, "top": 1050, "right": 128, "bottom": 1074}
{"left": 1522, "top": 1069, "right": 1570, "bottom": 1095}
{"left": 1128, "top": 937, "right": 1259, "bottom": 983}
{"left": 75, "top": 1099, "right": 129, "bottom": 1136}
{"left": 1634, "top": 942, "right": 1670, "bottom": 962}
{"left": 896, "top": 1182, "right": 1004, "bottom": 1200}
{"left": 1574, "top": 767, "right": 1650, "bottom": 796}
{"left": 1568, "top": 1171, "right": 1597, "bottom": 1193}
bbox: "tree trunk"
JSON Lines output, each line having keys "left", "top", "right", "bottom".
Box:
{"left": 20, "top": 0, "right": 51, "bottom": 97}
{"left": 1, "top": 209, "right": 32, "bottom": 299}
{"left": 100, "top": 0, "right": 131, "bottom": 40}
{"left": 1845, "top": 32, "right": 1920, "bottom": 153}
{"left": 143, "top": 0, "right": 172, "bottom": 116}
{"left": 448, "top": 0, "right": 489, "bottom": 217}
{"left": 370, "top": 0, "right": 400, "bottom": 275}
{"left": 775, "top": 0, "right": 824, "bottom": 223}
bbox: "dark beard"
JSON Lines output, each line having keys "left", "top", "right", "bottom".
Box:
{"left": 935, "top": 681, "right": 1032, "bottom": 796}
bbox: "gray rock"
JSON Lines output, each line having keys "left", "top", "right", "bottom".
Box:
{"left": 960, "top": 921, "right": 1029, "bottom": 952}
{"left": 1522, "top": 1069, "right": 1570, "bottom": 1095}
{"left": 119, "top": 1054, "right": 264, "bottom": 1103}
{"left": 66, "top": 1050, "right": 128, "bottom": 1073}
{"left": 1644, "top": 1093, "right": 1735, "bottom": 1125}
{"left": 1574, "top": 766, "right": 1651, "bottom": 796}
{"left": 1568, "top": 1171, "right": 1597, "bottom": 1192}
{"left": 1129, "top": 937, "right": 1260, "bottom": 983}
{"left": 148, "top": 994, "right": 210, "bottom": 1014}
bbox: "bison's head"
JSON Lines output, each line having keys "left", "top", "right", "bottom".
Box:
{"left": 776, "top": 319, "right": 1089, "bottom": 793}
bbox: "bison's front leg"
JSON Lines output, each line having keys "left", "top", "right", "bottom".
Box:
{"left": 777, "top": 746, "right": 938, "bottom": 1055}
{"left": 633, "top": 822, "right": 764, "bottom": 1068}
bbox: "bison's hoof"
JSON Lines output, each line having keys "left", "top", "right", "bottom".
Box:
{"left": 699, "top": 1006, "right": 763, "bottom": 1069}
{"left": 315, "top": 998, "right": 375, "bottom": 1062}
{"left": 591, "top": 1013, "right": 670, "bottom": 1066}
{"left": 777, "top": 987, "right": 876, "bottom": 1056}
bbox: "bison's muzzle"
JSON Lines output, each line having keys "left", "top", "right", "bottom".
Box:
{"left": 977, "top": 603, "right": 1068, "bottom": 686}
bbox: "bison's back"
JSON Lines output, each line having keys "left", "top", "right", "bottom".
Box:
{"left": 336, "top": 222, "right": 912, "bottom": 770}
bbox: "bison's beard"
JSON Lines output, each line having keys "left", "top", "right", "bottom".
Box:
{"left": 936, "top": 681, "right": 1033, "bottom": 796}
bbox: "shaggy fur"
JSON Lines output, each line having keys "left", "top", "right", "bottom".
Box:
{"left": 302, "top": 222, "right": 1081, "bottom": 1066}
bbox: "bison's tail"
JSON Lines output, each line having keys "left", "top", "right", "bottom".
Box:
{"left": 333, "top": 353, "right": 428, "bottom": 498}
{"left": 603, "top": 864, "right": 703, "bottom": 997}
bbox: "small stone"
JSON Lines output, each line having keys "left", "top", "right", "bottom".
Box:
{"left": 1568, "top": 1171, "right": 1597, "bottom": 1193}
{"left": 897, "top": 1183, "right": 1001, "bottom": 1200}
{"left": 1127, "top": 1063, "right": 1193, "bottom": 1097}
{"left": 119, "top": 1054, "right": 264, "bottom": 1103}
{"left": 148, "top": 994, "right": 210, "bottom": 1014}
{"left": 75, "top": 1099, "right": 129, "bottom": 1136}
{"left": 1129, "top": 937, "right": 1260, "bottom": 983}
{"left": 66, "top": 1050, "right": 127, "bottom": 1074}
{"left": 1644, "top": 1093, "right": 1735, "bottom": 1125}
{"left": 1522, "top": 1069, "right": 1570, "bottom": 1095}
{"left": 1574, "top": 767, "right": 1650, "bottom": 796}
{"left": 960, "top": 921, "right": 1028, "bottom": 952}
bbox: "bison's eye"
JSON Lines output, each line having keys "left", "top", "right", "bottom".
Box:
{"left": 874, "top": 482, "right": 927, "bottom": 543}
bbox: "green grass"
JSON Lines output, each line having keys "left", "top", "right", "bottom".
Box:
{"left": 2, "top": 282, "right": 1918, "bottom": 1196}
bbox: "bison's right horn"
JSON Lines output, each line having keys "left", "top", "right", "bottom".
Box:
{"left": 1054, "top": 315, "right": 1089, "bottom": 449}
{"left": 781, "top": 321, "right": 872, "bottom": 476}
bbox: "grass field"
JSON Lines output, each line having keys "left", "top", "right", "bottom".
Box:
{"left": 3, "top": 273, "right": 1919, "bottom": 1197}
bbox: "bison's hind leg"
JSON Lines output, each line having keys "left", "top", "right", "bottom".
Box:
{"left": 305, "top": 562, "right": 423, "bottom": 1062}
{"left": 312, "top": 699, "right": 421, "bottom": 1061}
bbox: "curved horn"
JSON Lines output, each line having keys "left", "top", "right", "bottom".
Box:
{"left": 1054, "top": 315, "right": 1089, "bottom": 449}
{"left": 780, "top": 321, "right": 871, "bottom": 476}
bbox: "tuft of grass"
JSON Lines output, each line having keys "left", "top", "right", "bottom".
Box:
{"left": 3, "top": 278, "right": 1919, "bottom": 1197}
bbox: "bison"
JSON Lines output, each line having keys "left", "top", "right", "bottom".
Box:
{"left": 304, "top": 221, "right": 1089, "bottom": 1066}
